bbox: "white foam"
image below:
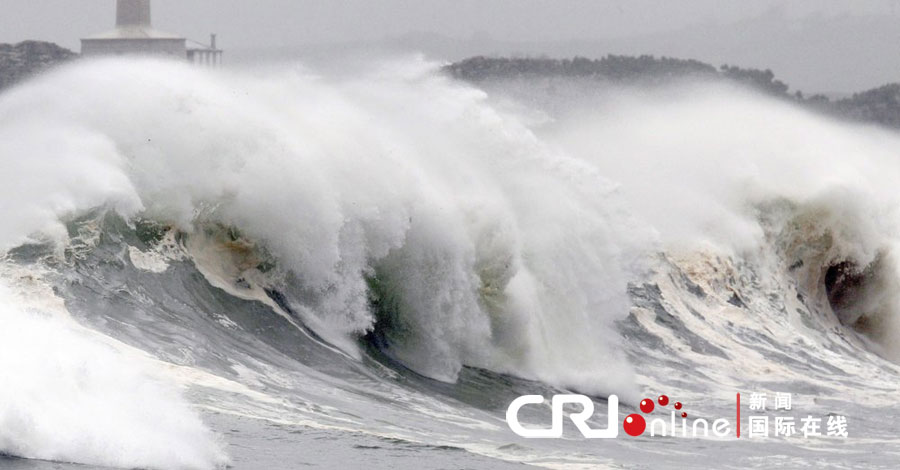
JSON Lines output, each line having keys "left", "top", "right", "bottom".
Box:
{"left": 11, "top": 57, "right": 900, "bottom": 411}
{"left": 0, "top": 57, "right": 643, "bottom": 400}
{"left": 0, "top": 271, "right": 227, "bottom": 469}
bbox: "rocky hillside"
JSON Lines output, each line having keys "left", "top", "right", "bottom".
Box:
{"left": 445, "top": 56, "right": 792, "bottom": 97}
{"left": 446, "top": 55, "right": 900, "bottom": 131}
{"left": 0, "top": 41, "right": 76, "bottom": 91}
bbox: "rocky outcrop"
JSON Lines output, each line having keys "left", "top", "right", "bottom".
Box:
{"left": 0, "top": 41, "right": 77, "bottom": 92}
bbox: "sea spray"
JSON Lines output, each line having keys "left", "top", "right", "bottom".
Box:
{"left": 0, "top": 277, "right": 226, "bottom": 469}
{"left": 0, "top": 57, "right": 642, "bottom": 402}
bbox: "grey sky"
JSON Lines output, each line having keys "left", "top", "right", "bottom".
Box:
{"left": 3, "top": 1, "right": 900, "bottom": 92}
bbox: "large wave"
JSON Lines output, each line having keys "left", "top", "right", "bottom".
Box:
{"left": 3, "top": 57, "right": 900, "bottom": 469}
{"left": 0, "top": 273, "right": 227, "bottom": 469}
{"left": 540, "top": 81, "right": 900, "bottom": 358}
{"left": 0, "top": 57, "right": 646, "bottom": 468}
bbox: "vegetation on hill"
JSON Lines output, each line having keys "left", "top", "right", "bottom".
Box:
{"left": 0, "top": 41, "right": 76, "bottom": 91}
{"left": 3, "top": 43, "right": 900, "bottom": 132}
{"left": 446, "top": 55, "right": 900, "bottom": 130}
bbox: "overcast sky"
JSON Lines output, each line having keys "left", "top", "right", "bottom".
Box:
{"left": 3, "top": 0, "right": 900, "bottom": 92}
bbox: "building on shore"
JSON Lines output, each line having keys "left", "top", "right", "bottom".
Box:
{"left": 187, "top": 34, "right": 223, "bottom": 66}
{"left": 81, "top": 0, "right": 222, "bottom": 65}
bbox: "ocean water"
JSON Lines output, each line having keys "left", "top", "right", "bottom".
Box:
{"left": 1, "top": 57, "right": 900, "bottom": 469}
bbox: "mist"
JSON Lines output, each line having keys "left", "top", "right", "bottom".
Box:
{"left": 3, "top": 0, "right": 900, "bottom": 92}
{"left": 4, "top": 3, "right": 900, "bottom": 469}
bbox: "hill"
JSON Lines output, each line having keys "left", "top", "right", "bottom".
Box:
{"left": 0, "top": 41, "right": 76, "bottom": 91}
{"left": 446, "top": 55, "right": 900, "bottom": 131}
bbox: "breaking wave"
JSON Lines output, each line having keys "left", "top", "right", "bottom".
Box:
{"left": 2, "top": 57, "right": 900, "bottom": 468}
{"left": 0, "top": 277, "right": 227, "bottom": 469}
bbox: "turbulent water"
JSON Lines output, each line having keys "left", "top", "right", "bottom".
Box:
{"left": 1, "top": 57, "right": 900, "bottom": 469}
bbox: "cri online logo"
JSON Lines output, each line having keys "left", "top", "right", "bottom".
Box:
{"left": 508, "top": 392, "right": 850, "bottom": 439}
{"left": 507, "top": 393, "right": 731, "bottom": 439}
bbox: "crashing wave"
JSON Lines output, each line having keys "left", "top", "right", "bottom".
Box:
{"left": 3, "top": 57, "right": 900, "bottom": 468}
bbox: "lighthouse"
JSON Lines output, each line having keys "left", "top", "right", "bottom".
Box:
{"left": 81, "top": 0, "right": 220, "bottom": 64}
{"left": 81, "top": 0, "right": 186, "bottom": 57}
{"left": 115, "top": 0, "right": 152, "bottom": 27}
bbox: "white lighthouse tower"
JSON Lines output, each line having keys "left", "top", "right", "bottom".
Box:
{"left": 81, "top": 0, "right": 187, "bottom": 58}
